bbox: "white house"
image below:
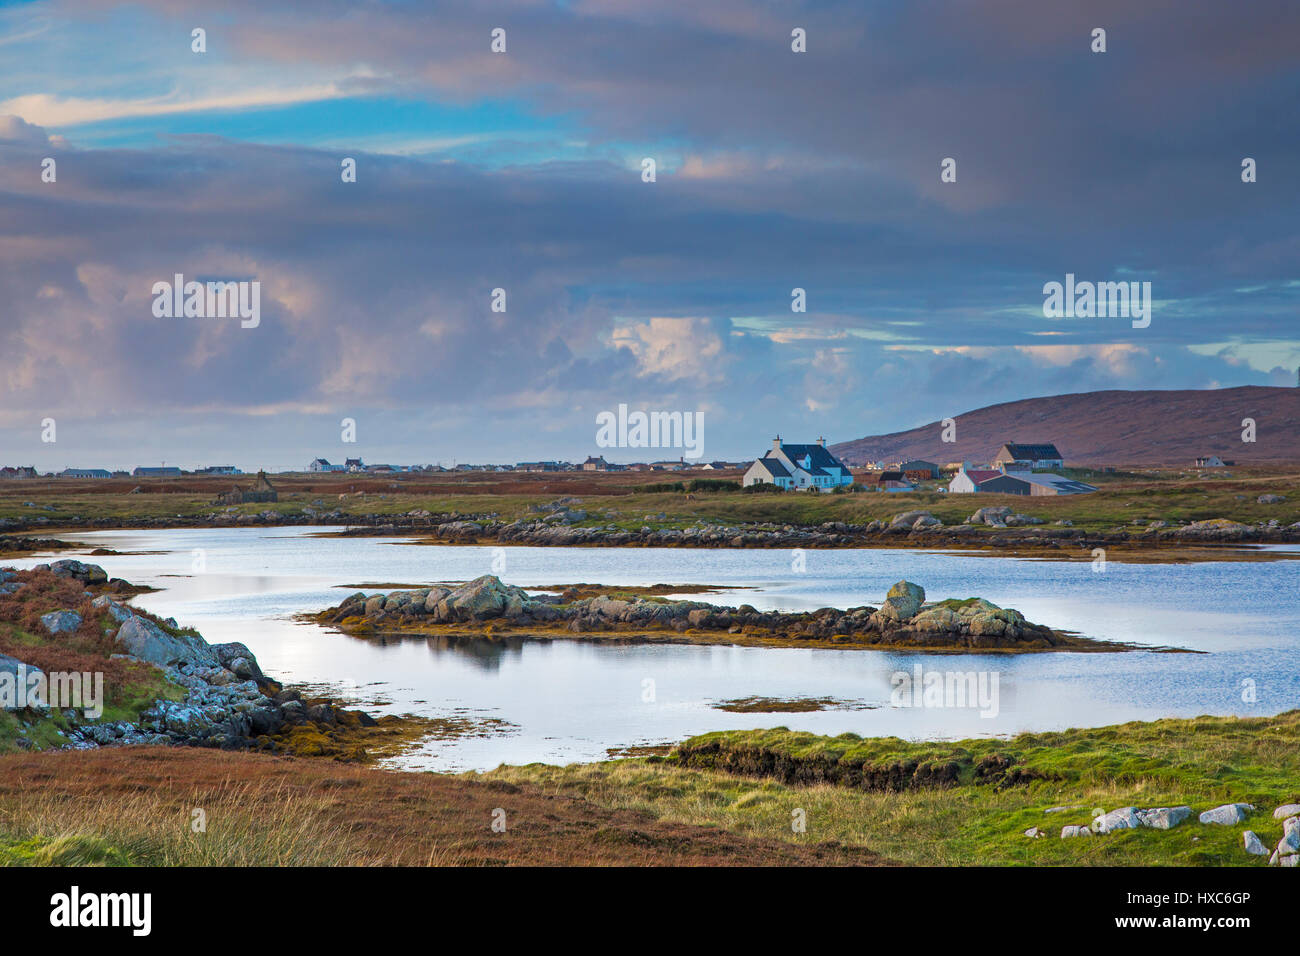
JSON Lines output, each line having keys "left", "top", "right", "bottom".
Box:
{"left": 743, "top": 437, "right": 854, "bottom": 492}
{"left": 947, "top": 464, "right": 1003, "bottom": 494}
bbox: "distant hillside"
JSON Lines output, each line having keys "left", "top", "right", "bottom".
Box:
{"left": 831, "top": 386, "right": 1300, "bottom": 466}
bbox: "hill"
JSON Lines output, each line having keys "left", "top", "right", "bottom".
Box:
{"left": 830, "top": 386, "right": 1300, "bottom": 466}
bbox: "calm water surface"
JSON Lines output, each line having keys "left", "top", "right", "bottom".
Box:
{"left": 9, "top": 527, "right": 1298, "bottom": 771}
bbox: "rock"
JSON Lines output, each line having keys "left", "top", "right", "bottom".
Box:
{"left": 1005, "top": 514, "right": 1045, "bottom": 527}
{"left": 1198, "top": 803, "right": 1254, "bottom": 825}
{"left": 1044, "top": 806, "right": 1083, "bottom": 814}
{"left": 48, "top": 559, "right": 108, "bottom": 585}
{"left": 1094, "top": 807, "right": 1141, "bottom": 833}
{"left": 969, "top": 506, "right": 1012, "bottom": 527}
{"left": 1273, "top": 803, "right": 1300, "bottom": 819}
{"left": 876, "top": 580, "right": 925, "bottom": 622}
{"left": 211, "top": 642, "right": 265, "bottom": 681}
{"left": 1257, "top": 494, "right": 1286, "bottom": 504}
{"left": 1024, "top": 827, "right": 1043, "bottom": 838}
{"left": 889, "top": 511, "right": 939, "bottom": 530}
{"left": 115, "top": 616, "right": 219, "bottom": 668}
{"left": 1060, "top": 825, "right": 1092, "bottom": 838}
{"left": 91, "top": 595, "right": 134, "bottom": 623}
{"left": 1243, "top": 830, "right": 1269, "bottom": 855}
{"left": 438, "top": 575, "right": 530, "bottom": 621}
{"left": 39, "top": 609, "right": 82, "bottom": 635}
{"left": 911, "top": 606, "right": 962, "bottom": 633}
{"left": 363, "top": 596, "right": 386, "bottom": 617}
{"left": 1275, "top": 817, "right": 1300, "bottom": 855}
{"left": 1137, "top": 806, "right": 1192, "bottom": 830}
{"left": 1179, "top": 519, "right": 1252, "bottom": 540}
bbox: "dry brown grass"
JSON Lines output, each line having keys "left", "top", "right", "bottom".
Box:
{"left": 0, "top": 747, "right": 888, "bottom": 866}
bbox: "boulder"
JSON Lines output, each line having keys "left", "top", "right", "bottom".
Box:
{"left": 39, "top": 609, "right": 82, "bottom": 635}
{"left": 1257, "top": 494, "right": 1286, "bottom": 504}
{"left": 1273, "top": 803, "right": 1300, "bottom": 819}
{"left": 1094, "top": 807, "right": 1141, "bottom": 834}
{"left": 1136, "top": 806, "right": 1192, "bottom": 830}
{"left": 877, "top": 581, "right": 924, "bottom": 623}
{"left": 1243, "top": 831, "right": 1269, "bottom": 856}
{"left": 911, "top": 606, "right": 962, "bottom": 633}
{"left": 969, "top": 506, "right": 1012, "bottom": 527}
{"left": 1275, "top": 817, "right": 1300, "bottom": 855}
{"left": 115, "top": 616, "right": 219, "bottom": 668}
{"left": 1198, "top": 803, "right": 1254, "bottom": 825}
{"left": 889, "top": 511, "right": 939, "bottom": 530}
{"left": 1024, "top": 827, "right": 1043, "bottom": 838}
{"left": 211, "top": 642, "right": 265, "bottom": 681}
{"left": 48, "top": 559, "right": 108, "bottom": 585}
{"left": 1060, "top": 825, "right": 1092, "bottom": 838}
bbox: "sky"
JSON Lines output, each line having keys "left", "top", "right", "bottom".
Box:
{"left": 1, "top": 0, "right": 1297, "bottom": 471}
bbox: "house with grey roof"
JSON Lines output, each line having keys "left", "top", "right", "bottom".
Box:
{"left": 743, "top": 437, "right": 853, "bottom": 492}
{"left": 992, "top": 442, "right": 1064, "bottom": 470}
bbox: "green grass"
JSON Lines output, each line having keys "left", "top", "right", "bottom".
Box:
{"left": 482, "top": 712, "right": 1300, "bottom": 866}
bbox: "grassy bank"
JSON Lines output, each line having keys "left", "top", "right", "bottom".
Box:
{"left": 483, "top": 711, "right": 1300, "bottom": 866}
{"left": 2, "top": 466, "right": 1297, "bottom": 539}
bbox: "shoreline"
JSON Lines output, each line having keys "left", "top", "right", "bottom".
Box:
{"left": 8, "top": 517, "right": 1300, "bottom": 565}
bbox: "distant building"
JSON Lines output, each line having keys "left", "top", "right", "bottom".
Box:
{"left": 992, "top": 443, "right": 1064, "bottom": 470}
{"left": 59, "top": 468, "right": 112, "bottom": 479}
{"left": 308, "top": 458, "right": 335, "bottom": 473}
{"left": 0, "top": 466, "right": 38, "bottom": 480}
{"left": 197, "top": 465, "right": 241, "bottom": 475}
{"left": 947, "top": 465, "right": 1004, "bottom": 494}
{"left": 866, "top": 470, "right": 915, "bottom": 492}
{"left": 743, "top": 437, "right": 854, "bottom": 493}
{"left": 1194, "top": 456, "right": 1234, "bottom": 468}
{"left": 582, "top": 456, "right": 609, "bottom": 472}
{"left": 215, "top": 470, "right": 278, "bottom": 505}
{"left": 132, "top": 467, "right": 182, "bottom": 478}
{"left": 701, "top": 461, "right": 742, "bottom": 470}
{"left": 977, "top": 472, "right": 1096, "bottom": 496}
{"left": 516, "top": 461, "right": 562, "bottom": 472}
{"left": 345, "top": 458, "right": 365, "bottom": 472}
{"left": 891, "top": 459, "right": 940, "bottom": 479}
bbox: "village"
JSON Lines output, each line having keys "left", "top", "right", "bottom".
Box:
{"left": 0, "top": 437, "right": 1251, "bottom": 499}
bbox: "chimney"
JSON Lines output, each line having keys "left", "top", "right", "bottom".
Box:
{"left": 817, "top": 436, "right": 826, "bottom": 447}
{"left": 772, "top": 435, "right": 782, "bottom": 451}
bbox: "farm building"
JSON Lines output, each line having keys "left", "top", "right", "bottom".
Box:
{"left": 976, "top": 472, "right": 1096, "bottom": 496}
{"left": 214, "top": 470, "right": 279, "bottom": 505}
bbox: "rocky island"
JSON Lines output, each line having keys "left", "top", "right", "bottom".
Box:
{"left": 311, "top": 574, "right": 1126, "bottom": 652}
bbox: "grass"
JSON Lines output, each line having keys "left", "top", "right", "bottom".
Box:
{"left": 2, "top": 466, "right": 1297, "bottom": 539}
{"left": 483, "top": 711, "right": 1300, "bottom": 866}
{"left": 0, "top": 747, "right": 880, "bottom": 866}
